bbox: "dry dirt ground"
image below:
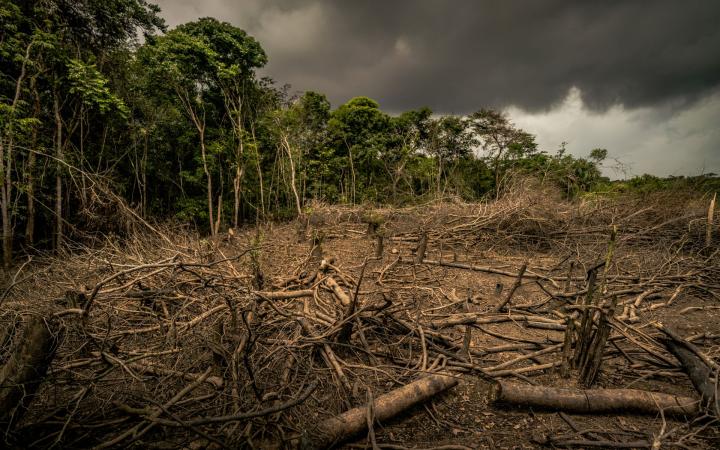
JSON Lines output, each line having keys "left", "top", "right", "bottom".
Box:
{"left": 1, "top": 186, "right": 719, "bottom": 449}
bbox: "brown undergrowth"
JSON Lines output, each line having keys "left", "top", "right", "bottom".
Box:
{"left": 1, "top": 184, "right": 719, "bottom": 449}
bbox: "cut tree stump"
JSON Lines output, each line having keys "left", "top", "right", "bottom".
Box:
{"left": 490, "top": 381, "right": 699, "bottom": 417}
{"left": 0, "top": 315, "right": 61, "bottom": 427}
{"left": 414, "top": 231, "right": 428, "bottom": 264}
{"left": 305, "top": 373, "right": 459, "bottom": 449}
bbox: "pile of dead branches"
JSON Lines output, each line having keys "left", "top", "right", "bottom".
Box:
{"left": 1, "top": 188, "right": 718, "bottom": 448}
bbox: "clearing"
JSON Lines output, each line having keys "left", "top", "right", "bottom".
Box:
{"left": 1, "top": 184, "right": 719, "bottom": 449}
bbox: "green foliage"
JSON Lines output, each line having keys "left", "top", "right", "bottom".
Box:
{"left": 615, "top": 173, "right": 720, "bottom": 195}
{"left": 67, "top": 59, "right": 129, "bottom": 116}
{"left": 0, "top": 0, "right": 630, "bottom": 262}
{"left": 589, "top": 148, "right": 608, "bottom": 163}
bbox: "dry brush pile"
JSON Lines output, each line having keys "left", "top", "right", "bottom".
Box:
{"left": 1, "top": 185, "right": 719, "bottom": 449}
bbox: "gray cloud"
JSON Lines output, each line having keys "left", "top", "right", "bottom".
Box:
{"left": 156, "top": 0, "right": 720, "bottom": 113}
{"left": 509, "top": 87, "right": 720, "bottom": 177}
{"left": 154, "top": 1, "right": 720, "bottom": 176}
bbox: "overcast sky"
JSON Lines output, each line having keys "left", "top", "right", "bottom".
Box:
{"left": 154, "top": 0, "right": 720, "bottom": 178}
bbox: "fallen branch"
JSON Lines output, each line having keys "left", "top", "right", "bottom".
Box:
{"left": 0, "top": 316, "right": 61, "bottom": 427}
{"left": 490, "top": 381, "right": 699, "bottom": 417}
{"left": 496, "top": 262, "right": 528, "bottom": 312}
{"left": 656, "top": 328, "right": 716, "bottom": 411}
{"left": 307, "top": 374, "right": 459, "bottom": 449}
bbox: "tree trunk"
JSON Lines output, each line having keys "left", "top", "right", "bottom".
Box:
{"left": 25, "top": 149, "right": 36, "bottom": 246}
{"left": 214, "top": 190, "right": 223, "bottom": 236}
{"left": 179, "top": 90, "right": 213, "bottom": 235}
{"left": 282, "top": 135, "right": 302, "bottom": 216}
{"left": 657, "top": 327, "right": 716, "bottom": 412}
{"left": 142, "top": 132, "right": 148, "bottom": 218}
{"left": 306, "top": 374, "right": 458, "bottom": 449}
{"left": 494, "top": 154, "right": 502, "bottom": 200}
{"left": 0, "top": 139, "right": 10, "bottom": 268}
{"left": 490, "top": 381, "right": 699, "bottom": 417}
{"left": 25, "top": 80, "right": 41, "bottom": 246}
{"left": 347, "top": 145, "right": 356, "bottom": 205}
{"left": 708, "top": 192, "right": 716, "bottom": 247}
{"left": 1, "top": 42, "right": 35, "bottom": 265}
{"left": 1, "top": 134, "right": 13, "bottom": 268}
{"left": 198, "top": 127, "right": 215, "bottom": 236}
{"left": 437, "top": 157, "right": 443, "bottom": 198}
{"left": 251, "top": 124, "right": 265, "bottom": 220}
{"left": 233, "top": 164, "right": 244, "bottom": 228}
{"left": 232, "top": 118, "right": 244, "bottom": 228}
{"left": 53, "top": 92, "right": 63, "bottom": 251}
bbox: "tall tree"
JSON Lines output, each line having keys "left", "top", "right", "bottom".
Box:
{"left": 384, "top": 107, "right": 432, "bottom": 200}
{"left": 469, "top": 109, "right": 537, "bottom": 198}
{"left": 426, "top": 115, "right": 474, "bottom": 196}
{"left": 139, "top": 18, "right": 265, "bottom": 234}
{"left": 328, "top": 97, "right": 389, "bottom": 203}
{"left": 1, "top": 0, "right": 163, "bottom": 262}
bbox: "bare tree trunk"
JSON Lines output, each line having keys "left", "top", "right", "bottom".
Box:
{"left": 214, "top": 161, "right": 224, "bottom": 235}
{"left": 282, "top": 135, "right": 302, "bottom": 216}
{"left": 309, "top": 374, "right": 458, "bottom": 448}
{"left": 0, "top": 139, "right": 10, "bottom": 268}
{"left": 25, "top": 80, "right": 41, "bottom": 246}
{"left": 25, "top": 147, "right": 36, "bottom": 246}
{"left": 198, "top": 127, "right": 215, "bottom": 236}
{"left": 1, "top": 129, "right": 13, "bottom": 267}
{"left": 233, "top": 164, "right": 243, "bottom": 228}
{"left": 0, "top": 43, "right": 33, "bottom": 266}
{"left": 494, "top": 156, "right": 502, "bottom": 200}
{"left": 437, "top": 157, "right": 443, "bottom": 198}
{"left": 490, "top": 381, "right": 698, "bottom": 417}
{"left": 142, "top": 132, "right": 148, "bottom": 218}
{"left": 348, "top": 147, "right": 356, "bottom": 205}
{"left": 251, "top": 124, "right": 265, "bottom": 220}
{"left": 707, "top": 192, "right": 716, "bottom": 247}
{"left": 53, "top": 92, "right": 64, "bottom": 251}
{"left": 232, "top": 110, "right": 244, "bottom": 228}
{"left": 0, "top": 316, "right": 61, "bottom": 428}
{"left": 178, "top": 90, "right": 214, "bottom": 235}
{"left": 232, "top": 135, "right": 244, "bottom": 230}
{"left": 215, "top": 193, "right": 223, "bottom": 235}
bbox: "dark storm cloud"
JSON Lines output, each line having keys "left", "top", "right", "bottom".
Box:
{"left": 154, "top": 0, "right": 720, "bottom": 177}
{"left": 157, "top": 0, "right": 720, "bottom": 113}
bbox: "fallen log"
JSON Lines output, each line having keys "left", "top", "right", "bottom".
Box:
{"left": 305, "top": 373, "right": 459, "bottom": 449}
{"left": 325, "top": 277, "right": 351, "bottom": 307}
{"left": 655, "top": 324, "right": 717, "bottom": 370}
{"left": 658, "top": 336, "right": 716, "bottom": 410}
{"left": 0, "top": 315, "right": 61, "bottom": 427}
{"left": 423, "top": 259, "right": 544, "bottom": 279}
{"left": 489, "top": 381, "right": 699, "bottom": 417}
{"left": 92, "top": 352, "right": 224, "bottom": 389}
{"left": 254, "top": 289, "right": 315, "bottom": 300}
{"left": 430, "top": 313, "right": 563, "bottom": 330}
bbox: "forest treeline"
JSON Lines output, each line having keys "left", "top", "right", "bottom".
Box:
{"left": 1, "top": 1, "right": 717, "bottom": 268}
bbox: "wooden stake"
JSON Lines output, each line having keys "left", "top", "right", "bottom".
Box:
{"left": 414, "top": 231, "right": 428, "bottom": 264}
{"left": 707, "top": 192, "right": 716, "bottom": 247}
